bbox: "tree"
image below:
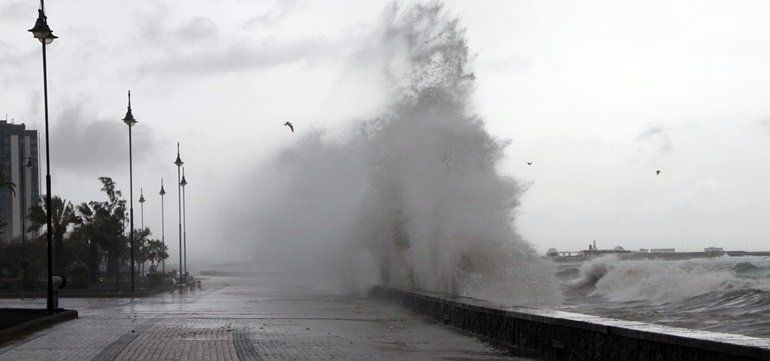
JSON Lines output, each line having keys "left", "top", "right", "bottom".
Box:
{"left": 146, "top": 238, "right": 169, "bottom": 270}
{"left": 135, "top": 227, "right": 151, "bottom": 276}
{"left": 27, "top": 196, "right": 82, "bottom": 274}
{"left": 0, "top": 171, "right": 15, "bottom": 195}
{"left": 80, "top": 177, "right": 128, "bottom": 288}
{"left": 0, "top": 171, "right": 15, "bottom": 231}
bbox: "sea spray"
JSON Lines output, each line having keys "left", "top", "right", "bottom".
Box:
{"left": 229, "top": 2, "right": 559, "bottom": 306}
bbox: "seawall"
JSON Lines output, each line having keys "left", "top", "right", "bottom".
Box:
{"left": 371, "top": 286, "right": 770, "bottom": 360}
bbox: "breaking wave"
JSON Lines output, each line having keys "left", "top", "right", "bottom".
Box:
{"left": 227, "top": 3, "right": 559, "bottom": 306}
{"left": 571, "top": 256, "right": 769, "bottom": 305}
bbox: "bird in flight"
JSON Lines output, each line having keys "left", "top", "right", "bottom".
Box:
{"left": 527, "top": 162, "right": 533, "bottom": 165}
{"left": 656, "top": 170, "right": 661, "bottom": 175}
{"left": 284, "top": 121, "right": 294, "bottom": 133}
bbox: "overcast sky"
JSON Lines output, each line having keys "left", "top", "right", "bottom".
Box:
{"left": 3, "top": 0, "right": 770, "bottom": 263}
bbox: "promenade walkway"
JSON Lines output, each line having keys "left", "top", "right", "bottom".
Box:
{"left": 0, "top": 273, "right": 534, "bottom": 360}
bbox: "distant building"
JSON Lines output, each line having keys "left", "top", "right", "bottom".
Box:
{"left": 704, "top": 247, "right": 724, "bottom": 253}
{"left": 639, "top": 248, "right": 649, "bottom": 253}
{"left": 0, "top": 120, "right": 40, "bottom": 242}
{"left": 650, "top": 248, "right": 676, "bottom": 253}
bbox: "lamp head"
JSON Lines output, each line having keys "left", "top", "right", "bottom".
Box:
{"left": 174, "top": 142, "right": 184, "bottom": 167}
{"left": 180, "top": 168, "right": 188, "bottom": 187}
{"left": 122, "top": 91, "right": 137, "bottom": 127}
{"left": 29, "top": 9, "right": 56, "bottom": 44}
{"left": 159, "top": 179, "right": 166, "bottom": 196}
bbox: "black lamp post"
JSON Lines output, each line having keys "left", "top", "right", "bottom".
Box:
{"left": 174, "top": 143, "right": 183, "bottom": 282}
{"left": 122, "top": 91, "right": 137, "bottom": 293}
{"left": 159, "top": 179, "right": 166, "bottom": 273}
{"left": 180, "top": 168, "right": 188, "bottom": 276}
{"left": 29, "top": 0, "right": 58, "bottom": 314}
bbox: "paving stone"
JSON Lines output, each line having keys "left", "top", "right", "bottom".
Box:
{"left": 0, "top": 276, "right": 535, "bottom": 360}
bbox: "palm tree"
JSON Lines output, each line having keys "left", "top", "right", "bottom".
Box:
{"left": 146, "top": 238, "right": 168, "bottom": 271}
{"left": 0, "top": 171, "right": 15, "bottom": 195}
{"left": 27, "top": 195, "right": 82, "bottom": 273}
{"left": 76, "top": 177, "right": 128, "bottom": 289}
{"left": 0, "top": 171, "right": 15, "bottom": 231}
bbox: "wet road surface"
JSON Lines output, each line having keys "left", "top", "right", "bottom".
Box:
{"left": 0, "top": 274, "right": 535, "bottom": 360}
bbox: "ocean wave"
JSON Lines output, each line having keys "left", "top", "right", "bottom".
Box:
{"left": 570, "top": 256, "right": 767, "bottom": 304}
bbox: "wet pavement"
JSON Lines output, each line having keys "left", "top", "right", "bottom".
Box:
{"left": 0, "top": 273, "right": 534, "bottom": 360}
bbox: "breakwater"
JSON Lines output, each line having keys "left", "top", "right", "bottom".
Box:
{"left": 371, "top": 286, "right": 770, "bottom": 360}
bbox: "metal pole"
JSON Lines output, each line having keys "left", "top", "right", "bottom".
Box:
{"left": 20, "top": 157, "right": 26, "bottom": 244}
{"left": 40, "top": 0, "right": 54, "bottom": 313}
{"left": 161, "top": 180, "right": 165, "bottom": 273}
{"left": 128, "top": 124, "right": 135, "bottom": 293}
{"left": 177, "top": 165, "right": 182, "bottom": 282}
{"left": 182, "top": 180, "right": 187, "bottom": 275}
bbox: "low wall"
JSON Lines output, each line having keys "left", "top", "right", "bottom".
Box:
{"left": 372, "top": 286, "right": 770, "bottom": 361}
{"left": 0, "top": 309, "right": 78, "bottom": 346}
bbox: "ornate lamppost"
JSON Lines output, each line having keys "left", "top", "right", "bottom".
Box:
{"left": 28, "top": 0, "right": 58, "bottom": 314}
{"left": 122, "top": 91, "right": 137, "bottom": 293}
{"left": 180, "top": 168, "right": 188, "bottom": 276}
{"left": 174, "top": 143, "right": 183, "bottom": 283}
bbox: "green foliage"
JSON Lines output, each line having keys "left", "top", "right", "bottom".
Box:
{"left": 27, "top": 195, "right": 81, "bottom": 273}
{"left": 0, "top": 240, "right": 45, "bottom": 289}
{"left": 146, "top": 238, "right": 169, "bottom": 266}
{"left": 0, "top": 171, "right": 15, "bottom": 231}
{"left": 1, "top": 176, "right": 171, "bottom": 291}
{"left": 66, "top": 261, "right": 90, "bottom": 288}
{"left": 0, "top": 170, "right": 15, "bottom": 196}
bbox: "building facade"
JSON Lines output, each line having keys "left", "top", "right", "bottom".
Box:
{"left": 0, "top": 120, "right": 40, "bottom": 242}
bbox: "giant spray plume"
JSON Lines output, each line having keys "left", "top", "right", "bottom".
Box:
{"left": 228, "top": 3, "right": 559, "bottom": 306}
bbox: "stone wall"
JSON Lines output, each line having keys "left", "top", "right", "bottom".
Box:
{"left": 371, "top": 286, "right": 770, "bottom": 361}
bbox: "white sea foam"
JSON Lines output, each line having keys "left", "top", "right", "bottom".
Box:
{"left": 574, "top": 256, "right": 763, "bottom": 304}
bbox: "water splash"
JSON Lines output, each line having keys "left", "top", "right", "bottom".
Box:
{"left": 231, "top": 2, "right": 559, "bottom": 306}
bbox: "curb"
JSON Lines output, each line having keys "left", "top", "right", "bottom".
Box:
{"left": 0, "top": 285, "right": 177, "bottom": 299}
{"left": 0, "top": 309, "right": 78, "bottom": 346}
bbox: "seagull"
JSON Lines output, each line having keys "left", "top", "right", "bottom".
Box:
{"left": 656, "top": 170, "right": 661, "bottom": 175}
{"left": 527, "top": 162, "right": 533, "bottom": 165}
{"left": 284, "top": 121, "right": 294, "bottom": 133}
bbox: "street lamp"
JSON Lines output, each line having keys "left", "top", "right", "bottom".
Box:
{"left": 139, "top": 188, "right": 145, "bottom": 230}
{"left": 122, "top": 91, "right": 137, "bottom": 293}
{"left": 174, "top": 143, "right": 183, "bottom": 283}
{"left": 159, "top": 179, "right": 166, "bottom": 273}
{"left": 180, "top": 168, "right": 188, "bottom": 276}
{"left": 29, "top": 0, "right": 58, "bottom": 314}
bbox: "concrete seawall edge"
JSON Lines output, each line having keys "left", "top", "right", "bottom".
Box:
{"left": 371, "top": 286, "right": 770, "bottom": 361}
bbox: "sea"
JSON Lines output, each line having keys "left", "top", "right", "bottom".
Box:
{"left": 557, "top": 255, "right": 770, "bottom": 338}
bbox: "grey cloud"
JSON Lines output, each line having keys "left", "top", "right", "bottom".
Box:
{"left": 173, "top": 17, "right": 219, "bottom": 42}
{"left": 138, "top": 13, "right": 218, "bottom": 47}
{"left": 757, "top": 118, "right": 770, "bottom": 136}
{"left": 244, "top": 0, "right": 307, "bottom": 29}
{"left": 136, "top": 37, "right": 327, "bottom": 77}
{"left": 0, "top": 42, "right": 37, "bottom": 83}
{"left": 0, "top": 2, "right": 28, "bottom": 21}
{"left": 637, "top": 123, "right": 672, "bottom": 153}
{"left": 50, "top": 106, "right": 160, "bottom": 172}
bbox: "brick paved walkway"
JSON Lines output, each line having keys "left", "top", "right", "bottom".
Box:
{"left": 0, "top": 275, "right": 535, "bottom": 360}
